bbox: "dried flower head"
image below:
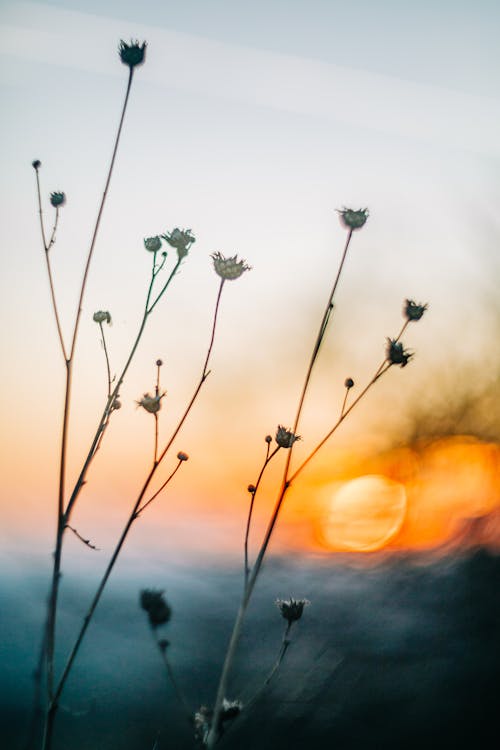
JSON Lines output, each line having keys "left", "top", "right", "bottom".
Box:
{"left": 93, "top": 310, "right": 112, "bottom": 325}
{"left": 32, "top": 159, "right": 41, "bottom": 170}
{"left": 118, "top": 39, "right": 147, "bottom": 68}
{"left": 344, "top": 377, "right": 354, "bottom": 389}
{"left": 140, "top": 589, "right": 171, "bottom": 627}
{"left": 177, "top": 451, "right": 189, "bottom": 462}
{"left": 337, "top": 207, "right": 369, "bottom": 230}
{"left": 247, "top": 484, "right": 256, "bottom": 493}
{"left": 386, "top": 338, "right": 413, "bottom": 368}
{"left": 221, "top": 699, "right": 243, "bottom": 722}
{"left": 144, "top": 236, "right": 162, "bottom": 253}
{"left": 161, "top": 228, "right": 195, "bottom": 259}
{"left": 112, "top": 399, "right": 122, "bottom": 410}
{"left": 194, "top": 706, "right": 212, "bottom": 743}
{"left": 404, "top": 299, "right": 428, "bottom": 322}
{"left": 211, "top": 252, "right": 251, "bottom": 281}
{"left": 275, "top": 425, "right": 301, "bottom": 449}
{"left": 276, "top": 597, "right": 310, "bottom": 624}
{"left": 137, "top": 392, "right": 165, "bottom": 414}
{"left": 50, "top": 192, "right": 66, "bottom": 207}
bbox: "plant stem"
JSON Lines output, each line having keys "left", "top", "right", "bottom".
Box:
{"left": 244, "top": 622, "right": 292, "bottom": 712}
{"left": 150, "top": 628, "right": 192, "bottom": 720}
{"left": 45, "top": 277, "right": 225, "bottom": 719}
{"left": 206, "top": 229, "right": 357, "bottom": 747}
{"left": 244, "top": 446, "right": 280, "bottom": 586}
{"left": 98, "top": 321, "right": 112, "bottom": 397}
{"left": 41, "top": 66, "right": 137, "bottom": 750}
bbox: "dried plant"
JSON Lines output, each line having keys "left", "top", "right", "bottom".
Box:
{"left": 31, "top": 38, "right": 428, "bottom": 750}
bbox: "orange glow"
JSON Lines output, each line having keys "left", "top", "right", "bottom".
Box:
{"left": 320, "top": 475, "right": 407, "bottom": 552}
{"left": 277, "top": 436, "right": 500, "bottom": 555}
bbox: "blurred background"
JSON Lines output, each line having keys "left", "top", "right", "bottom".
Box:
{"left": 0, "top": 1, "right": 499, "bottom": 748}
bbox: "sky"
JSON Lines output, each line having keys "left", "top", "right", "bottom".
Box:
{"left": 1, "top": 3, "right": 500, "bottom": 749}
{"left": 0, "top": 0, "right": 499, "bottom": 566}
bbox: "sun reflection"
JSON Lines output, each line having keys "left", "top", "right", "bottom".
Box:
{"left": 310, "top": 436, "right": 500, "bottom": 554}
{"left": 320, "top": 475, "right": 407, "bottom": 552}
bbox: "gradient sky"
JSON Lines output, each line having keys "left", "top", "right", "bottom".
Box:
{"left": 1, "top": 0, "right": 499, "bottom": 565}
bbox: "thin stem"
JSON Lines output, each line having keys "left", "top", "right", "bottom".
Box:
{"left": 244, "top": 622, "right": 292, "bottom": 711}
{"left": 64, "top": 258, "right": 181, "bottom": 524}
{"left": 47, "top": 278, "right": 225, "bottom": 713}
{"left": 34, "top": 168, "right": 67, "bottom": 360}
{"left": 244, "top": 446, "right": 280, "bottom": 586}
{"left": 206, "top": 230, "right": 354, "bottom": 748}
{"left": 340, "top": 386, "right": 351, "bottom": 419}
{"left": 137, "top": 460, "right": 183, "bottom": 516}
{"left": 42, "top": 66, "right": 138, "bottom": 750}
{"left": 65, "top": 524, "right": 100, "bottom": 551}
{"left": 68, "top": 67, "right": 134, "bottom": 363}
{"left": 150, "top": 628, "right": 192, "bottom": 720}
{"left": 289, "top": 362, "right": 392, "bottom": 483}
{"left": 98, "top": 321, "right": 113, "bottom": 397}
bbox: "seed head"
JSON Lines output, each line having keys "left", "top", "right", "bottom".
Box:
{"left": 386, "top": 338, "right": 413, "bottom": 368}
{"left": 344, "top": 377, "right": 354, "bottom": 389}
{"left": 337, "top": 207, "right": 369, "bottom": 230}
{"left": 50, "top": 192, "right": 66, "bottom": 207}
{"left": 32, "top": 160, "right": 41, "bottom": 170}
{"left": 93, "top": 310, "right": 112, "bottom": 325}
{"left": 221, "top": 699, "right": 243, "bottom": 722}
{"left": 275, "top": 425, "right": 301, "bottom": 449}
{"left": 161, "top": 228, "right": 195, "bottom": 259}
{"left": 144, "top": 236, "right": 162, "bottom": 253}
{"left": 404, "top": 299, "right": 428, "bottom": 322}
{"left": 139, "top": 589, "right": 171, "bottom": 627}
{"left": 276, "top": 597, "right": 310, "bottom": 624}
{"left": 137, "top": 391, "right": 165, "bottom": 414}
{"left": 211, "top": 252, "right": 251, "bottom": 280}
{"left": 118, "top": 39, "right": 147, "bottom": 68}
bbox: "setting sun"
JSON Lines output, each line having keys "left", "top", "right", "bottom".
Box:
{"left": 320, "top": 475, "right": 407, "bottom": 552}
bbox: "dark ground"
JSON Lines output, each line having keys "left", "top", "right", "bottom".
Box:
{"left": 1, "top": 548, "right": 499, "bottom": 749}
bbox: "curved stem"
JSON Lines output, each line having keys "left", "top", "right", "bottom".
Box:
{"left": 244, "top": 446, "right": 280, "bottom": 586}
{"left": 244, "top": 622, "right": 291, "bottom": 711}
{"left": 41, "top": 66, "right": 137, "bottom": 750}
{"left": 47, "top": 277, "right": 225, "bottom": 712}
{"left": 137, "top": 459, "right": 183, "bottom": 516}
{"left": 150, "top": 628, "right": 192, "bottom": 720}
{"left": 34, "top": 169, "right": 67, "bottom": 360}
{"left": 98, "top": 321, "right": 112, "bottom": 397}
{"left": 68, "top": 67, "right": 134, "bottom": 362}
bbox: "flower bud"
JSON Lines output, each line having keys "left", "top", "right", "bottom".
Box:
{"left": 404, "top": 299, "right": 428, "bottom": 322}
{"left": 161, "top": 228, "right": 195, "bottom": 260}
{"left": 144, "top": 236, "right": 162, "bottom": 253}
{"left": 247, "top": 484, "right": 256, "bottom": 493}
{"left": 211, "top": 252, "right": 251, "bottom": 280}
{"left": 177, "top": 451, "right": 189, "bottom": 461}
{"left": 344, "top": 378, "right": 354, "bottom": 389}
{"left": 93, "top": 310, "right": 112, "bottom": 325}
{"left": 32, "top": 160, "right": 41, "bottom": 170}
{"left": 275, "top": 597, "right": 310, "bottom": 624}
{"left": 50, "top": 191, "right": 66, "bottom": 207}
{"left": 118, "top": 39, "right": 147, "bottom": 68}
{"left": 337, "top": 207, "right": 368, "bottom": 230}
{"left": 140, "top": 589, "right": 171, "bottom": 627}
{"left": 275, "top": 425, "right": 301, "bottom": 449}
{"left": 137, "top": 391, "right": 166, "bottom": 413}
{"left": 265, "top": 435, "right": 272, "bottom": 443}
{"left": 156, "top": 359, "right": 163, "bottom": 367}
{"left": 386, "top": 338, "right": 413, "bottom": 368}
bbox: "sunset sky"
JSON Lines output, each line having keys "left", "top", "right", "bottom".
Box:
{"left": 1, "top": 0, "right": 499, "bottom": 568}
